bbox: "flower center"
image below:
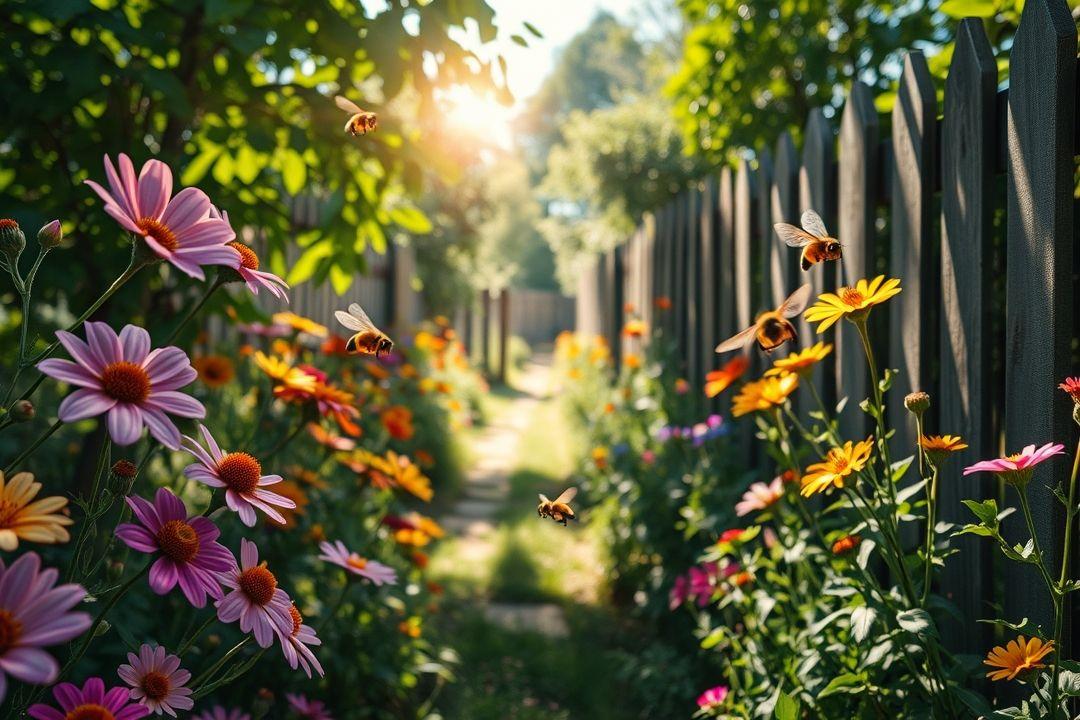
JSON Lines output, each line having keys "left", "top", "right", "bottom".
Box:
{"left": 289, "top": 603, "right": 303, "bottom": 636}
{"left": 100, "top": 361, "right": 151, "bottom": 404}
{"left": 137, "top": 217, "right": 178, "bottom": 252}
{"left": 238, "top": 563, "right": 277, "bottom": 606}
{"left": 217, "top": 452, "right": 262, "bottom": 494}
{"left": 1006, "top": 453, "right": 1024, "bottom": 462}
{"left": 228, "top": 241, "right": 260, "bottom": 270}
{"left": 0, "top": 219, "right": 18, "bottom": 231}
{"left": 0, "top": 609, "right": 22, "bottom": 654}
{"left": 346, "top": 555, "right": 368, "bottom": 571}
{"left": 156, "top": 519, "right": 200, "bottom": 563}
{"left": 111, "top": 460, "right": 137, "bottom": 479}
{"left": 840, "top": 288, "right": 865, "bottom": 307}
{"left": 141, "top": 670, "right": 171, "bottom": 701}
{"left": 65, "top": 705, "right": 115, "bottom": 720}
{"left": 832, "top": 455, "right": 850, "bottom": 473}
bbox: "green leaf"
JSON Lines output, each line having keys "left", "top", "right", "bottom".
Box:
{"left": 891, "top": 455, "right": 915, "bottom": 486}
{"left": 850, "top": 605, "right": 876, "bottom": 644}
{"left": 181, "top": 148, "right": 222, "bottom": 186}
{"left": 523, "top": 21, "right": 543, "bottom": 38}
{"left": 940, "top": 0, "right": 998, "bottom": 18}
{"left": 510, "top": 33, "right": 528, "bottom": 47}
{"left": 389, "top": 205, "right": 433, "bottom": 234}
{"left": 963, "top": 498, "right": 1001, "bottom": 527}
{"left": 286, "top": 240, "right": 333, "bottom": 285}
{"left": 774, "top": 692, "right": 800, "bottom": 720}
{"left": 856, "top": 538, "right": 876, "bottom": 569}
{"left": 952, "top": 683, "right": 993, "bottom": 715}
{"left": 281, "top": 149, "right": 306, "bottom": 196}
{"left": 817, "top": 672, "right": 865, "bottom": 698}
{"left": 896, "top": 608, "right": 937, "bottom": 638}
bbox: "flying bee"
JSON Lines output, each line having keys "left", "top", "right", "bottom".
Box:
{"left": 334, "top": 96, "right": 378, "bottom": 136}
{"left": 537, "top": 487, "right": 578, "bottom": 526}
{"left": 774, "top": 209, "right": 843, "bottom": 271}
{"left": 334, "top": 303, "right": 394, "bottom": 357}
{"left": 715, "top": 284, "right": 812, "bottom": 355}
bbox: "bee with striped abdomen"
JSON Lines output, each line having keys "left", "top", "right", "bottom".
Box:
{"left": 774, "top": 209, "right": 842, "bottom": 271}
{"left": 334, "top": 303, "right": 394, "bottom": 357}
{"left": 334, "top": 96, "right": 378, "bottom": 136}
{"left": 537, "top": 487, "right": 578, "bottom": 526}
{"left": 715, "top": 284, "right": 812, "bottom": 355}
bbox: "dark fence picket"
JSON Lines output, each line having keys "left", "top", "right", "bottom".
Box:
{"left": 659, "top": 204, "right": 675, "bottom": 337}
{"left": 687, "top": 187, "right": 702, "bottom": 388}
{"left": 718, "top": 168, "right": 736, "bottom": 343}
{"left": 674, "top": 193, "right": 690, "bottom": 370}
{"left": 938, "top": 18, "right": 998, "bottom": 655}
{"left": 756, "top": 148, "right": 775, "bottom": 311}
{"left": 643, "top": 214, "right": 656, "bottom": 332}
{"left": 700, "top": 177, "right": 718, "bottom": 392}
{"left": 1003, "top": 0, "right": 1077, "bottom": 645}
{"left": 771, "top": 133, "right": 799, "bottom": 309}
{"left": 735, "top": 159, "right": 756, "bottom": 333}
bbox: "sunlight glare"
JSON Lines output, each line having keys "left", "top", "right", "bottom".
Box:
{"left": 439, "top": 85, "right": 516, "bottom": 149}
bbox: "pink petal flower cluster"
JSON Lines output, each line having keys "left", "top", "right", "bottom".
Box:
{"left": 286, "top": 693, "right": 334, "bottom": 720}
{"left": 318, "top": 540, "right": 398, "bottom": 586}
{"left": 38, "top": 322, "right": 204, "bottom": 449}
{"left": 734, "top": 476, "right": 785, "bottom": 517}
{"left": 696, "top": 684, "right": 729, "bottom": 709}
{"left": 29, "top": 677, "right": 150, "bottom": 720}
{"left": 86, "top": 153, "right": 239, "bottom": 279}
{"left": 210, "top": 207, "right": 289, "bottom": 301}
{"left": 117, "top": 644, "right": 193, "bottom": 716}
{"left": 963, "top": 442, "right": 1066, "bottom": 485}
{"left": 216, "top": 539, "right": 294, "bottom": 648}
{"left": 0, "top": 553, "right": 92, "bottom": 703}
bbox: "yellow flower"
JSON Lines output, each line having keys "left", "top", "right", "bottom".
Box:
{"left": 592, "top": 446, "right": 609, "bottom": 470}
{"left": 272, "top": 311, "right": 328, "bottom": 337}
{"left": 622, "top": 319, "right": 648, "bottom": 338}
{"left": 804, "top": 276, "right": 902, "bottom": 332}
{"left": 984, "top": 636, "right": 1054, "bottom": 681}
{"left": 393, "top": 528, "right": 431, "bottom": 547}
{"left": 0, "top": 471, "right": 73, "bottom": 550}
{"left": 253, "top": 352, "right": 317, "bottom": 394}
{"left": 386, "top": 451, "right": 433, "bottom": 502}
{"left": 731, "top": 373, "right": 799, "bottom": 417}
{"left": 765, "top": 342, "right": 833, "bottom": 378}
{"left": 405, "top": 513, "right": 445, "bottom": 539}
{"left": 919, "top": 435, "right": 968, "bottom": 466}
{"left": 623, "top": 353, "right": 641, "bottom": 369}
{"left": 193, "top": 355, "right": 235, "bottom": 388}
{"left": 800, "top": 438, "right": 874, "bottom": 497}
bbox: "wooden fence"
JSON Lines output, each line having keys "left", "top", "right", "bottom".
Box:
{"left": 581, "top": 1, "right": 1079, "bottom": 659}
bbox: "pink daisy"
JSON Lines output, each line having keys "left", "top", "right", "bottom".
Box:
{"left": 696, "top": 684, "right": 729, "bottom": 709}
{"left": 216, "top": 539, "right": 294, "bottom": 648}
{"left": 734, "top": 476, "right": 785, "bottom": 517}
{"left": 29, "top": 677, "right": 150, "bottom": 720}
{"left": 963, "top": 442, "right": 1066, "bottom": 485}
{"left": 317, "top": 540, "right": 398, "bottom": 586}
{"left": 0, "top": 553, "right": 92, "bottom": 703}
{"left": 192, "top": 708, "right": 250, "bottom": 720}
{"left": 181, "top": 423, "right": 296, "bottom": 527}
{"left": 37, "top": 322, "right": 204, "bottom": 449}
{"left": 286, "top": 693, "right": 334, "bottom": 720}
{"left": 117, "top": 644, "right": 193, "bottom": 716}
{"left": 114, "top": 488, "right": 232, "bottom": 608}
{"left": 668, "top": 574, "right": 689, "bottom": 611}
{"left": 210, "top": 207, "right": 289, "bottom": 301}
{"left": 85, "top": 153, "right": 239, "bottom": 279}
{"left": 280, "top": 603, "right": 324, "bottom": 678}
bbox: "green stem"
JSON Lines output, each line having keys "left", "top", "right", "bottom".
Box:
{"left": 807, "top": 379, "right": 842, "bottom": 445}
{"left": 191, "top": 637, "right": 253, "bottom": 694}
{"left": 67, "top": 434, "right": 111, "bottom": 582}
{"left": 261, "top": 418, "right": 306, "bottom": 461}
{"left": 177, "top": 614, "right": 218, "bottom": 657}
{"left": 161, "top": 276, "right": 225, "bottom": 347}
{"left": 3, "top": 418, "right": 63, "bottom": 474}
{"left": 854, "top": 319, "right": 895, "bottom": 502}
{"left": 921, "top": 465, "right": 939, "bottom": 605}
{"left": 1016, "top": 486, "right": 1057, "bottom": 595}
{"left": 1050, "top": 435, "right": 1080, "bottom": 718}
{"left": 1, "top": 250, "right": 47, "bottom": 406}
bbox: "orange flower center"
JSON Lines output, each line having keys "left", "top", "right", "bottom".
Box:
{"left": 65, "top": 705, "right": 115, "bottom": 720}
{"left": 100, "top": 361, "right": 151, "bottom": 404}
{"left": 238, "top": 563, "right": 277, "bottom": 606}
{"left": 0, "top": 609, "right": 22, "bottom": 654}
{"left": 111, "top": 460, "right": 137, "bottom": 479}
{"left": 228, "top": 241, "right": 260, "bottom": 270}
{"left": 137, "top": 217, "right": 178, "bottom": 252}
{"left": 156, "top": 519, "right": 200, "bottom": 563}
{"left": 346, "top": 555, "right": 368, "bottom": 571}
{"left": 140, "top": 670, "right": 171, "bottom": 701}
{"left": 217, "top": 452, "right": 262, "bottom": 494}
{"left": 0, "top": 219, "right": 18, "bottom": 231}
{"left": 289, "top": 604, "right": 303, "bottom": 636}
{"left": 840, "top": 288, "right": 865, "bottom": 307}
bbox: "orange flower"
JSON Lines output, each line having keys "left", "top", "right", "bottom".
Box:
{"left": 0, "top": 471, "right": 73, "bottom": 550}
{"left": 919, "top": 435, "right": 968, "bottom": 466}
{"left": 623, "top": 353, "right": 641, "bottom": 370}
{"left": 286, "top": 464, "right": 327, "bottom": 490}
{"left": 381, "top": 405, "right": 415, "bottom": 441}
{"left": 800, "top": 438, "right": 874, "bottom": 497}
{"left": 321, "top": 334, "right": 351, "bottom": 356}
{"left": 705, "top": 355, "right": 749, "bottom": 398}
{"left": 623, "top": 302, "right": 636, "bottom": 314}
{"left": 411, "top": 551, "right": 430, "bottom": 569}
{"left": 399, "top": 363, "right": 420, "bottom": 380}
{"left": 193, "top": 355, "right": 235, "bottom": 388}
{"left": 654, "top": 296, "right": 672, "bottom": 310}
{"left": 397, "top": 617, "right": 422, "bottom": 638}
{"left": 765, "top": 342, "right": 832, "bottom": 378}
{"left": 405, "top": 513, "right": 444, "bottom": 539}
{"left": 386, "top": 451, "right": 433, "bottom": 501}
{"left": 272, "top": 311, "right": 328, "bottom": 337}
{"left": 623, "top": 319, "right": 648, "bottom": 338}
{"left": 603, "top": 402, "right": 616, "bottom": 414}
{"left": 393, "top": 528, "right": 431, "bottom": 547}
{"left": 984, "top": 636, "right": 1054, "bottom": 681}
{"left": 731, "top": 373, "right": 798, "bottom": 417}
{"left": 265, "top": 480, "right": 308, "bottom": 530}
{"left": 366, "top": 363, "right": 391, "bottom": 381}
{"left": 831, "top": 534, "right": 863, "bottom": 556}
{"left": 414, "top": 449, "right": 435, "bottom": 467}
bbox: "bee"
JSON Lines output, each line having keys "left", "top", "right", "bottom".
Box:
{"left": 334, "top": 303, "right": 394, "bottom": 357}
{"left": 334, "top": 96, "right": 378, "bottom": 136}
{"left": 774, "top": 209, "right": 842, "bottom": 271}
{"left": 715, "top": 284, "right": 812, "bottom": 355}
{"left": 537, "top": 487, "right": 578, "bottom": 526}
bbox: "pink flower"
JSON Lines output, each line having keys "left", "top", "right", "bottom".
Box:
{"left": 318, "top": 540, "right": 398, "bottom": 586}
{"left": 216, "top": 539, "right": 294, "bottom": 648}
{"left": 688, "top": 563, "right": 717, "bottom": 607}
{"left": 114, "top": 488, "right": 232, "bottom": 608}
{"left": 192, "top": 708, "right": 250, "bottom": 720}
{"left": 85, "top": 153, "right": 239, "bottom": 279}
{"left": 0, "top": 553, "right": 91, "bottom": 703}
{"left": 963, "top": 442, "right": 1066, "bottom": 485}
{"left": 117, "top": 644, "right": 193, "bottom": 716}
{"left": 210, "top": 207, "right": 289, "bottom": 301}
{"left": 286, "top": 693, "right": 334, "bottom": 720}
{"left": 280, "top": 603, "right": 324, "bottom": 678}
{"left": 181, "top": 423, "right": 296, "bottom": 527}
{"left": 696, "top": 684, "right": 729, "bottom": 709}
{"left": 735, "top": 476, "right": 785, "bottom": 517}
{"left": 29, "top": 677, "right": 150, "bottom": 720}
{"left": 641, "top": 449, "right": 656, "bottom": 465}
{"left": 37, "top": 322, "right": 204, "bottom": 449}
{"left": 668, "top": 574, "right": 689, "bottom": 610}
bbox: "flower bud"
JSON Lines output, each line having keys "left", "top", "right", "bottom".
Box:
{"left": 1073, "top": 404, "right": 1080, "bottom": 427}
{"left": 10, "top": 400, "right": 34, "bottom": 422}
{"left": 109, "top": 459, "right": 138, "bottom": 494}
{"left": 904, "top": 391, "right": 930, "bottom": 417}
{"left": 0, "top": 218, "right": 26, "bottom": 263}
{"left": 36, "top": 220, "right": 63, "bottom": 249}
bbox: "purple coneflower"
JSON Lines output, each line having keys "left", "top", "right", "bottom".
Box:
{"left": 29, "top": 677, "right": 150, "bottom": 720}
{"left": 216, "top": 539, "right": 294, "bottom": 647}
{"left": 117, "top": 644, "right": 193, "bottom": 716}
{"left": 38, "top": 322, "right": 204, "bottom": 449}
{"left": 286, "top": 693, "right": 334, "bottom": 720}
{"left": 181, "top": 423, "right": 296, "bottom": 527}
{"left": 280, "top": 603, "right": 324, "bottom": 678}
{"left": 318, "top": 540, "right": 398, "bottom": 586}
{"left": 115, "top": 488, "right": 233, "bottom": 608}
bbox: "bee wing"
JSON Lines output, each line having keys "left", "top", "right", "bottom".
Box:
{"left": 553, "top": 487, "right": 578, "bottom": 505}
{"left": 334, "top": 310, "right": 365, "bottom": 332}
{"left": 538, "top": 494, "right": 551, "bottom": 504}
{"left": 778, "top": 283, "right": 813, "bottom": 318}
{"left": 335, "top": 95, "right": 362, "bottom": 114}
{"left": 347, "top": 303, "right": 380, "bottom": 333}
{"left": 774, "top": 223, "right": 815, "bottom": 248}
{"left": 800, "top": 209, "right": 828, "bottom": 238}
{"left": 715, "top": 325, "right": 758, "bottom": 354}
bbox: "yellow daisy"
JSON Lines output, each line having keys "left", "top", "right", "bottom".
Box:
{"left": 193, "top": 355, "right": 235, "bottom": 388}
{"left": 919, "top": 434, "right": 968, "bottom": 466}
{"left": 272, "top": 311, "right": 328, "bottom": 337}
{"left": 731, "top": 373, "right": 799, "bottom": 417}
{"left": 253, "top": 352, "right": 317, "bottom": 394}
{"left": 765, "top": 342, "right": 833, "bottom": 378}
{"left": 803, "top": 276, "right": 902, "bottom": 332}
{"left": 984, "top": 636, "right": 1054, "bottom": 681}
{"left": 0, "top": 471, "right": 73, "bottom": 550}
{"left": 800, "top": 438, "right": 874, "bottom": 497}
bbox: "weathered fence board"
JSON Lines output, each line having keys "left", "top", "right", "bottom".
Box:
{"left": 735, "top": 159, "right": 756, "bottom": 333}
{"left": 718, "top": 168, "right": 736, "bottom": 344}
{"left": 770, "top": 133, "right": 799, "bottom": 309}
{"left": 755, "top": 149, "right": 775, "bottom": 312}
{"left": 687, "top": 188, "right": 702, "bottom": 387}
{"left": 674, "top": 192, "right": 689, "bottom": 369}
{"left": 700, "top": 177, "right": 718, "bottom": 389}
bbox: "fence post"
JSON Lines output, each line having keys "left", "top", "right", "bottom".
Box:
{"left": 610, "top": 247, "right": 625, "bottom": 370}
{"left": 770, "top": 133, "right": 799, "bottom": 309}
{"left": 756, "top": 148, "right": 775, "bottom": 312}
{"left": 1003, "top": 0, "right": 1077, "bottom": 649}
{"left": 686, "top": 187, "right": 702, "bottom": 389}
{"left": 734, "top": 158, "right": 757, "bottom": 334}
{"left": 837, "top": 82, "right": 879, "bottom": 440}
{"left": 718, "top": 168, "right": 736, "bottom": 344}
{"left": 700, "top": 177, "right": 717, "bottom": 394}
{"left": 481, "top": 289, "right": 491, "bottom": 375}
{"left": 644, "top": 213, "right": 657, "bottom": 335}
{"left": 673, "top": 196, "right": 688, "bottom": 369}
{"left": 498, "top": 290, "right": 509, "bottom": 383}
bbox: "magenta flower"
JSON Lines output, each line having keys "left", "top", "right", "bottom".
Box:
{"left": 115, "top": 488, "right": 232, "bottom": 608}
{"left": 37, "top": 322, "right": 204, "bottom": 449}
{"left": 216, "top": 539, "right": 294, "bottom": 648}
{"left": 688, "top": 563, "right": 717, "bottom": 607}
{"left": 695, "top": 684, "right": 729, "bottom": 709}
{"left": 117, "top": 644, "right": 193, "bottom": 716}
{"left": 318, "top": 540, "right": 398, "bottom": 586}
{"left": 192, "top": 708, "right": 250, "bottom": 720}
{"left": 963, "top": 442, "right": 1066, "bottom": 485}
{"left": 668, "top": 574, "right": 689, "bottom": 611}
{"left": 0, "top": 553, "right": 91, "bottom": 703}
{"left": 181, "top": 424, "right": 295, "bottom": 527}
{"left": 85, "top": 153, "right": 239, "bottom": 279}
{"left": 286, "top": 693, "right": 334, "bottom": 720}
{"left": 280, "top": 603, "right": 324, "bottom": 678}
{"left": 735, "top": 476, "right": 785, "bottom": 517}
{"left": 29, "top": 677, "right": 150, "bottom": 720}
{"left": 210, "top": 207, "right": 289, "bottom": 301}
